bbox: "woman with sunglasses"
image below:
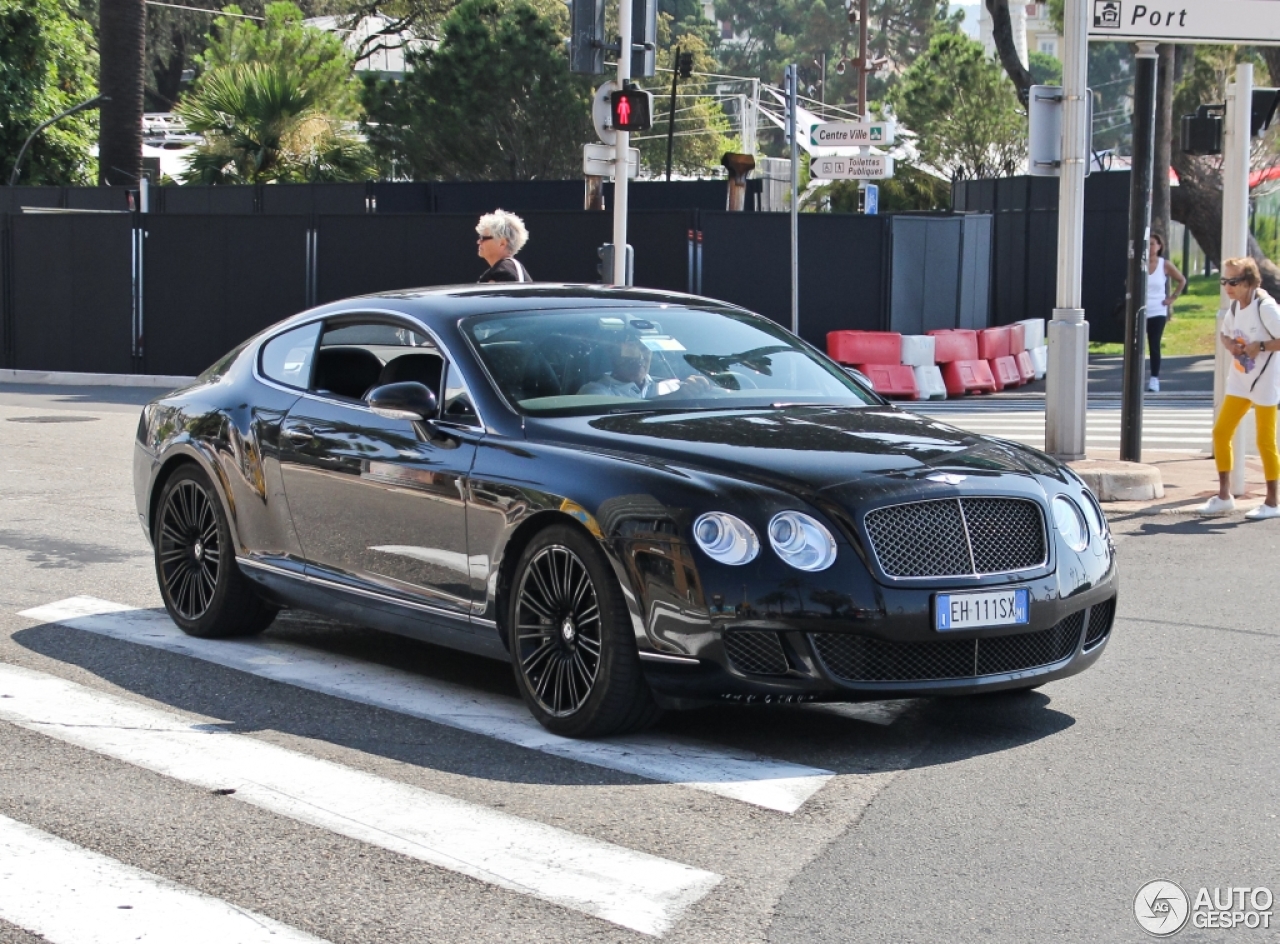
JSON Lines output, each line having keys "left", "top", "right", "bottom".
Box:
{"left": 475, "top": 209, "right": 532, "bottom": 282}
{"left": 1200, "top": 257, "right": 1280, "bottom": 518}
{"left": 1144, "top": 233, "right": 1186, "bottom": 392}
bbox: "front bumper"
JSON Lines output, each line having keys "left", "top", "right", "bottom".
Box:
{"left": 639, "top": 566, "right": 1119, "bottom": 709}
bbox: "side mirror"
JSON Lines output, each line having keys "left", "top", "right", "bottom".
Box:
{"left": 844, "top": 366, "right": 873, "bottom": 388}
{"left": 367, "top": 381, "right": 438, "bottom": 422}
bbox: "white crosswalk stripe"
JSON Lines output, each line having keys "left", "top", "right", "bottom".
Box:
{"left": 19, "top": 596, "right": 839, "bottom": 815}
{"left": 911, "top": 406, "right": 1215, "bottom": 453}
{"left": 0, "top": 662, "right": 721, "bottom": 937}
{"left": 0, "top": 813, "right": 330, "bottom": 944}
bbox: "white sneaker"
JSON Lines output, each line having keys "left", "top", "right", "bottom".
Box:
{"left": 1147, "top": 377, "right": 1160, "bottom": 392}
{"left": 1197, "top": 495, "right": 1236, "bottom": 515}
{"left": 1245, "top": 503, "right": 1280, "bottom": 520}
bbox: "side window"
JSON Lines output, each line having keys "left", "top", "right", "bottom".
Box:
{"left": 260, "top": 323, "right": 321, "bottom": 389}
{"left": 441, "top": 362, "right": 481, "bottom": 426}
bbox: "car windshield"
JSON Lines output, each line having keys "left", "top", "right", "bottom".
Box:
{"left": 462, "top": 306, "right": 878, "bottom": 416}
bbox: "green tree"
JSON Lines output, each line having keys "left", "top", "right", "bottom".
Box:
{"left": 196, "top": 2, "right": 362, "bottom": 117}
{"left": 634, "top": 22, "right": 735, "bottom": 175}
{"left": 364, "top": 0, "right": 593, "bottom": 180}
{"left": 1028, "top": 50, "right": 1061, "bottom": 86}
{"left": 0, "top": 0, "right": 100, "bottom": 184}
{"left": 176, "top": 6, "right": 372, "bottom": 183}
{"left": 889, "top": 32, "right": 1025, "bottom": 180}
{"left": 178, "top": 60, "right": 374, "bottom": 182}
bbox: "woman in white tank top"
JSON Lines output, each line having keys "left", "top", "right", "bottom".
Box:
{"left": 1145, "top": 233, "right": 1187, "bottom": 392}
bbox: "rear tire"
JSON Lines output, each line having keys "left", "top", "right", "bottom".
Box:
{"left": 507, "top": 524, "right": 659, "bottom": 738}
{"left": 154, "top": 465, "right": 277, "bottom": 638}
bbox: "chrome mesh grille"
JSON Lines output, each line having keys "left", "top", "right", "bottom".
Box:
{"left": 863, "top": 499, "right": 971, "bottom": 578}
{"left": 812, "top": 611, "right": 1086, "bottom": 683}
{"left": 723, "top": 631, "right": 789, "bottom": 676}
{"left": 1084, "top": 598, "right": 1116, "bottom": 648}
{"left": 864, "top": 498, "right": 1046, "bottom": 578}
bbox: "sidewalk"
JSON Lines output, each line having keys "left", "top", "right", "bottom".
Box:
{"left": 1080, "top": 451, "right": 1274, "bottom": 517}
{"left": 991, "top": 353, "right": 1214, "bottom": 400}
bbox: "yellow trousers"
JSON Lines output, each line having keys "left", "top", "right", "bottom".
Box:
{"left": 1213, "top": 395, "right": 1280, "bottom": 480}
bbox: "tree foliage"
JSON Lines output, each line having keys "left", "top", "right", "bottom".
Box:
{"left": 633, "top": 21, "right": 735, "bottom": 175}
{"left": 713, "top": 0, "right": 960, "bottom": 106}
{"left": 889, "top": 32, "right": 1025, "bottom": 180}
{"left": 0, "top": 0, "right": 100, "bottom": 184}
{"left": 175, "top": 4, "right": 372, "bottom": 182}
{"left": 364, "top": 0, "right": 594, "bottom": 180}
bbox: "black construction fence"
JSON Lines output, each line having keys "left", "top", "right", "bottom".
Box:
{"left": 952, "top": 171, "right": 1132, "bottom": 344}
{"left": 0, "top": 196, "right": 996, "bottom": 377}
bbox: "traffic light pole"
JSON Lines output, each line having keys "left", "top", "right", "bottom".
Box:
{"left": 613, "top": 0, "right": 633, "bottom": 286}
{"left": 786, "top": 63, "right": 799, "bottom": 335}
{"left": 1120, "top": 42, "right": 1159, "bottom": 462}
{"left": 1219, "top": 63, "right": 1253, "bottom": 497}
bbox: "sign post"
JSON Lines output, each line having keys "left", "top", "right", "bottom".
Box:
{"left": 1221, "top": 64, "right": 1254, "bottom": 497}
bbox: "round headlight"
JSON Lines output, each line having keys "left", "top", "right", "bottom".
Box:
{"left": 768, "top": 511, "right": 838, "bottom": 572}
{"left": 1079, "top": 489, "right": 1106, "bottom": 536}
{"left": 1052, "top": 496, "right": 1089, "bottom": 552}
{"left": 693, "top": 512, "right": 759, "bottom": 565}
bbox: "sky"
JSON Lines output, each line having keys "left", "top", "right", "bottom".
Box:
{"left": 950, "top": 1, "right": 982, "bottom": 40}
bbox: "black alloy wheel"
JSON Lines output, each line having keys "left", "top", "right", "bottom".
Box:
{"left": 154, "top": 465, "right": 277, "bottom": 638}
{"left": 509, "top": 525, "right": 658, "bottom": 738}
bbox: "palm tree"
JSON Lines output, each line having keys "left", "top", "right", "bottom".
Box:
{"left": 177, "top": 62, "right": 374, "bottom": 183}
{"left": 99, "top": 0, "right": 145, "bottom": 186}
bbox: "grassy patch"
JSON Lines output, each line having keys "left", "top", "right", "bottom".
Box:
{"left": 1088, "top": 275, "right": 1220, "bottom": 355}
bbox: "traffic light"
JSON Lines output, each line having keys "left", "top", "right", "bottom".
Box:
{"left": 597, "top": 243, "right": 634, "bottom": 285}
{"left": 1252, "top": 88, "right": 1280, "bottom": 137}
{"left": 631, "top": 0, "right": 657, "bottom": 77}
{"left": 610, "top": 84, "right": 653, "bottom": 132}
{"left": 569, "top": 0, "right": 605, "bottom": 75}
{"left": 1181, "top": 104, "right": 1223, "bottom": 155}
{"left": 677, "top": 51, "right": 694, "bottom": 79}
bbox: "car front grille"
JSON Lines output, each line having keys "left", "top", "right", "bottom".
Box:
{"left": 1084, "top": 598, "right": 1116, "bottom": 649}
{"left": 723, "top": 630, "right": 789, "bottom": 676}
{"left": 864, "top": 497, "right": 1047, "bottom": 578}
{"left": 812, "top": 611, "right": 1086, "bottom": 683}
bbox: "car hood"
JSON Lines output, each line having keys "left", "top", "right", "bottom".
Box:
{"left": 525, "top": 406, "right": 1065, "bottom": 500}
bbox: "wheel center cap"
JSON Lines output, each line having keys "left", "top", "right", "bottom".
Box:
{"left": 561, "top": 618, "right": 575, "bottom": 643}
{"left": 193, "top": 541, "right": 204, "bottom": 561}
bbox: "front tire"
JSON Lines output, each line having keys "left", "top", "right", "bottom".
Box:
{"left": 154, "top": 465, "right": 277, "bottom": 638}
{"left": 508, "top": 524, "right": 658, "bottom": 738}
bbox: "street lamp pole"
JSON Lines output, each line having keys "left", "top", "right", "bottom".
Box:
{"left": 8, "top": 94, "right": 109, "bottom": 188}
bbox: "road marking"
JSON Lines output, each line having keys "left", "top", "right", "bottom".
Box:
{"left": 0, "top": 813, "right": 329, "bottom": 944}
{"left": 20, "top": 597, "right": 837, "bottom": 814}
{"left": 0, "top": 663, "right": 720, "bottom": 937}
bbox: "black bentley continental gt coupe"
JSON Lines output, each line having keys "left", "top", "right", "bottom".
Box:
{"left": 134, "top": 285, "right": 1117, "bottom": 737}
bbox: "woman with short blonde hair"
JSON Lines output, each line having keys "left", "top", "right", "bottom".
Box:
{"left": 476, "top": 209, "right": 532, "bottom": 282}
{"left": 1200, "top": 256, "right": 1280, "bottom": 518}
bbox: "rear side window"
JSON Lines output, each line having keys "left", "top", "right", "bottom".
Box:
{"left": 260, "top": 322, "right": 321, "bottom": 389}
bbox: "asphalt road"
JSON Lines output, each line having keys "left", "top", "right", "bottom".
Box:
{"left": 0, "top": 384, "right": 1276, "bottom": 944}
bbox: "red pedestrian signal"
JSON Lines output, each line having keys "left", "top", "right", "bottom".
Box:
{"left": 610, "top": 86, "right": 653, "bottom": 132}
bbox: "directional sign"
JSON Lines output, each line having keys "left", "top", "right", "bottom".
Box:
{"left": 864, "top": 184, "right": 879, "bottom": 215}
{"left": 583, "top": 142, "right": 639, "bottom": 178}
{"left": 810, "top": 119, "right": 896, "bottom": 148}
{"left": 1088, "top": 1, "right": 1280, "bottom": 45}
{"left": 810, "top": 155, "right": 894, "bottom": 180}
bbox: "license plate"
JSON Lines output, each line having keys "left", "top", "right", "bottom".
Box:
{"left": 935, "top": 589, "right": 1030, "bottom": 631}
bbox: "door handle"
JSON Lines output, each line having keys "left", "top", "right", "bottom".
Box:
{"left": 283, "top": 425, "right": 314, "bottom": 443}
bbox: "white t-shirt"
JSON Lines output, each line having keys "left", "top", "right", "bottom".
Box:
{"left": 1222, "top": 290, "right": 1280, "bottom": 405}
{"left": 1146, "top": 264, "right": 1169, "bottom": 319}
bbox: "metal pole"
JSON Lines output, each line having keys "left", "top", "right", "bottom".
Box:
{"left": 665, "top": 46, "right": 680, "bottom": 182}
{"left": 857, "top": 0, "right": 868, "bottom": 118}
{"left": 1045, "top": 0, "right": 1089, "bottom": 460}
{"left": 613, "top": 0, "right": 633, "bottom": 286}
{"left": 787, "top": 64, "right": 800, "bottom": 335}
{"left": 1219, "top": 63, "right": 1253, "bottom": 497}
{"left": 1120, "top": 42, "right": 1158, "bottom": 463}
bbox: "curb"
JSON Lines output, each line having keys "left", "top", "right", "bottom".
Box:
{"left": 1068, "top": 459, "right": 1164, "bottom": 502}
{"left": 0, "top": 369, "right": 195, "bottom": 389}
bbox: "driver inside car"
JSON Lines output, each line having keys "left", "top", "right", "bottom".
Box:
{"left": 578, "top": 337, "right": 714, "bottom": 399}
